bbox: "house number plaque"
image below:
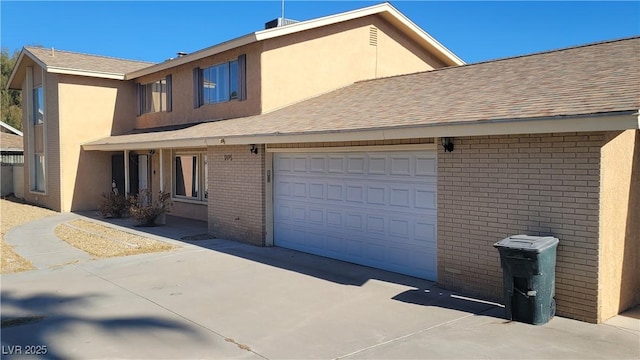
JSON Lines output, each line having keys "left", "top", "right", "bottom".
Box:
{"left": 224, "top": 155, "right": 233, "bottom": 161}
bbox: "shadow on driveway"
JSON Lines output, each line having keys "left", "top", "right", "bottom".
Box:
{"left": 76, "top": 212, "right": 504, "bottom": 319}
{"left": 1, "top": 290, "right": 203, "bottom": 360}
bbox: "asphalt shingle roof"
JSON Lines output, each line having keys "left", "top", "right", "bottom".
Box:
{"left": 86, "top": 37, "right": 640, "bottom": 148}
{"left": 1, "top": 133, "right": 23, "bottom": 151}
{"left": 25, "top": 46, "right": 154, "bottom": 75}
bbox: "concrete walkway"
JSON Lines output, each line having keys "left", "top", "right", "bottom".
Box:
{"left": 2, "top": 213, "right": 639, "bottom": 359}
{"left": 4, "top": 213, "right": 92, "bottom": 269}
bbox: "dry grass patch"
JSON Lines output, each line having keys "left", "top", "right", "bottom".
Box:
{"left": 1, "top": 198, "right": 56, "bottom": 274}
{"left": 54, "top": 219, "right": 176, "bottom": 258}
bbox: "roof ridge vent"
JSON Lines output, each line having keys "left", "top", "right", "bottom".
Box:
{"left": 265, "top": 17, "right": 299, "bottom": 29}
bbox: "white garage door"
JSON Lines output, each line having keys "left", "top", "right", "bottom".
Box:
{"left": 274, "top": 150, "right": 437, "bottom": 280}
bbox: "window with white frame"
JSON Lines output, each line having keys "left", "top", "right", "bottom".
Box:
{"left": 137, "top": 75, "right": 172, "bottom": 115}
{"left": 173, "top": 152, "right": 208, "bottom": 201}
{"left": 193, "top": 54, "right": 246, "bottom": 108}
{"left": 33, "top": 86, "right": 43, "bottom": 124}
{"left": 33, "top": 154, "right": 45, "bottom": 192}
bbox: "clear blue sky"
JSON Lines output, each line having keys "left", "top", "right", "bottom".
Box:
{"left": 1, "top": 1, "right": 638, "bottom": 64}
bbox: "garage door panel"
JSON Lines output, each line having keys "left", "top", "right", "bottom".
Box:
{"left": 277, "top": 204, "right": 291, "bottom": 221}
{"left": 387, "top": 246, "right": 412, "bottom": 267}
{"left": 326, "top": 235, "right": 344, "bottom": 253}
{"left": 293, "top": 157, "right": 307, "bottom": 172}
{"left": 414, "top": 249, "right": 437, "bottom": 273}
{"left": 389, "top": 187, "right": 411, "bottom": 208}
{"left": 368, "top": 156, "right": 387, "bottom": 174}
{"left": 326, "top": 210, "right": 343, "bottom": 227}
{"left": 365, "top": 242, "right": 386, "bottom": 262}
{"left": 277, "top": 156, "right": 293, "bottom": 171}
{"left": 346, "top": 185, "right": 365, "bottom": 203}
{"left": 366, "top": 186, "right": 386, "bottom": 205}
{"left": 309, "top": 183, "right": 324, "bottom": 199}
{"left": 347, "top": 156, "right": 366, "bottom": 174}
{"left": 366, "top": 215, "right": 386, "bottom": 234}
{"left": 327, "top": 184, "right": 344, "bottom": 201}
{"left": 346, "top": 213, "right": 364, "bottom": 230}
{"left": 389, "top": 218, "right": 411, "bottom": 239}
{"left": 274, "top": 151, "right": 437, "bottom": 280}
{"left": 293, "top": 182, "right": 307, "bottom": 197}
{"left": 345, "top": 238, "right": 363, "bottom": 257}
{"left": 310, "top": 156, "right": 326, "bottom": 172}
{"left": 292, "top": 206, "right": 306, "bottom": 222}
{"left": 415, "top": 187, "right": 436, "bottom": 209}
{"left": 328, "top": 157, "right": 345, "bottom": 173}
{"left": 415, "top": 220, "right": 436, "bottom": 242}
{"left": 308, "top": 208, "right": 324, "bottom": 224}
{"left": 390, "top": 156, "right": 411, "bottom": 176}
{"left": 416, "top": 156, "right": 437, "bottom": 176}
{"left": 277, "top": 181, "right": 292, "bottom": 196}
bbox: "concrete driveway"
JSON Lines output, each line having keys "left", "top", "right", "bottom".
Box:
{"left": 2, "top": 214, "right": 638, "bottom": 359}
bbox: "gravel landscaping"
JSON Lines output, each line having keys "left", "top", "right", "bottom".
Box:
{"left": 54, "top": 219, "right": 176, "bottom": 258}
{"left": 1, "top": 198, "right": 179, "bottom": 273}
{"left": 1, "top": 198, "right": 56, "bottom": 273}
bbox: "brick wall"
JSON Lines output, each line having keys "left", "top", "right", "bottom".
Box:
{"left": 437, "top": 132, "right": 603, "bottom": 323}
{"left": 208, "top": 145, "right": 265, "bottom": 245}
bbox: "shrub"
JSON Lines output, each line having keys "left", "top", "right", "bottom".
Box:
{"left": 128, "top": 190, "right": 172, "bottom": 226}
{"left": 98, "top": 192, "right": 129, "bottom": 218}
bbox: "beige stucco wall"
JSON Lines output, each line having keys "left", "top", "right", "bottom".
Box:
{"left": 57, "top": 75, "right": 137, "bottom": 211}
{"left": 599, "top": 129, "right": 640, "bottom": 322}
{"left": 260, "top": 15, "right": 443, "bottom": 113}
{"left": 135, "top": 43, "right": 262, "bottom": 129}
{"left": 134, "top": 14, "right": 446, "bottom": 129}
{"left": 437, "top": 133, "right": 604, "bottom": 323}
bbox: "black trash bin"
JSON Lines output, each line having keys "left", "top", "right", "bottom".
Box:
{"left": 493, "top": 235, "right": 559, "bottom": 325}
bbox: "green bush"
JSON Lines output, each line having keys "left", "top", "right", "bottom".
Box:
{"left": 128, "top": 190, "right": 172, "bottom": 226}
{"left": 98, "top": 192, "right": 129, "bottom": 218}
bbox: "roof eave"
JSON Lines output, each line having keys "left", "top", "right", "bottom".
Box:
{"left": 82, "top": 111, "right": 639, "bottom": 151}
{"left": 0, "top": 121, "right": 24, "bottom": 136}
{"left": 47, "top": 67, "right": 126, "bottom": 80}
{"left": 377, "top": 5, "right": 464, "bottom": 66}
{"left": 125, "top": 33, "right": 258, "bottom": 80}
{"left": 7, "top": 48, "right": 46, "bottom": 90}
{"left": 8, "top": 48, "right": 131, "bottom": 88}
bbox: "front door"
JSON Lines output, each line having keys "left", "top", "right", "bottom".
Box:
{"left": 111, "top": 153, "right": 143, "bottom": 196}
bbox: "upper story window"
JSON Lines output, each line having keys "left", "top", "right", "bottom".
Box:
{"left": 137, "top": 75, "right": 172, "bottom": 115}
{"left": 193, "top": 54, "right": 246, "bottom": 108}
{"left": 33, "top": 86, "right": 43, "bottom": 125}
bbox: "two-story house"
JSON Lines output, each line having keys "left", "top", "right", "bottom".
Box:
{"left": 7, "top": 3, "right": 639, "bottom": 324}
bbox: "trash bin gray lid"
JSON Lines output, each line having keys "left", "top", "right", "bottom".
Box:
{"left": 493, "top": 235, "right": 559, "bottom": 252}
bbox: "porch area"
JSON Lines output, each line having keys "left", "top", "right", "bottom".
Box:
{"left": 75, "top": 212, "right": 211, "bottom": 242}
